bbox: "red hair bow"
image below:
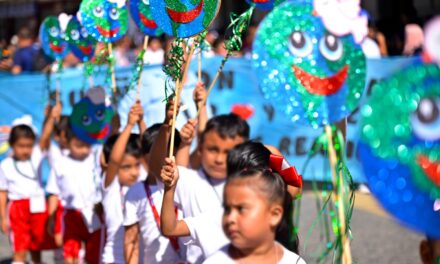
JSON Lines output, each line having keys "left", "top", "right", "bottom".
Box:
{"left": 269, "top": 154, "right": 303, "bottom": 188}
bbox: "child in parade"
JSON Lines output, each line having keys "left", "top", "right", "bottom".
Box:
{"left": 123, "top": 100, "right": 185, "bottom": 264}
{"left": 0, "top": 124, "right": 57, "bottom": 264}
{"left": 46, "top": 124, "right": 104, "bottom": 264}
{"left": 101, "top": 101, "right": 144, "bottom": 264}
{"left": 153, "top": 113, "right": 250, "bottom": 263}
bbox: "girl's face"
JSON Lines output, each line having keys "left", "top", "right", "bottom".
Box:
{"left": 12, "top": 137, "right": 34, "bottom": 161}
{"left": 222, "top": 178, "right": 283, "bottom": 250}
{"left": 118, "top": 154, "right": 140, "bottom": 187}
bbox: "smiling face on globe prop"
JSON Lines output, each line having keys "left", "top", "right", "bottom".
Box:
{"left": 79, "top": 0, "right": 128, "bottom": 43}
{"left": 65, "top": 16, "right": 96, "bottom": 62}
{"left": 252, "top": 0, "right": 366, "bottom": 128}
{"left": 40, "top": 16, "right": 69, "bottom": 60}
{"left": 149, "top": 0, "right": 221, "bottom": 38}
{"left": 70, "top": 87, "right": 114, "bottom": 145}
{"left": 130, "top": 0, "right": 162, "bottom": 36}
{"left": 358, "top": 62, "right": 440, "bottom": 238}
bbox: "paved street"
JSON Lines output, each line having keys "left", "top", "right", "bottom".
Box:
{"left": 0, "top": 192, "right": 423, "bottom": 263}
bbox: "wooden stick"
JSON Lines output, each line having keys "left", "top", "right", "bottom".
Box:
{"left": 198, "top": 51, "right": 202, "bottom": 82}
{"left": 196, "top": 53, "right": 230, "bottom": 117}
{"left": 324, "top": 125, "right": 352, "bottom": 264}
{"left": 168, "top": 40, "right": 198, "bottom": 158}
{"left": 108, "top": 43, "right": 117, "bottom": 96}
{"left": 137, "top": 35, "right": 149, "bottom": 101}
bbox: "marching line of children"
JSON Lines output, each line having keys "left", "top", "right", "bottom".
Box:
{"left": 0, "top": 81, "right": 306, "bottom": 264}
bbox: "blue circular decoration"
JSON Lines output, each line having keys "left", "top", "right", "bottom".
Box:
{"left": 252, "top": 0, "right": 366, "bottom": 128}
{"left": 149, "top": 0, "right": 221, "bottom": 38}
{"left": 358, "top": 62, "right": 440, "bottom": 238}
{"left": 65, "top": 16, "right": 96, "bottom": 62}
{"left": 130, "top": 0, "right": 163, "bottom": 36}
{"left": 39, "top": 16, "right": 69, "bottom": 60}
{"left": 70, "top": 87, "right": 114, "bottom": 145}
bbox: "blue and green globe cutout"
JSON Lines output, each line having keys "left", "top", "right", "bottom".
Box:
{"left": 358, "top": 62, "right": 440, "bottom": 239}
{"left": 252, "top": 0, "right": 366, "bottom": 128}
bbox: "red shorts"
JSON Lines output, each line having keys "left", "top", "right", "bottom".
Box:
{"left": 8, "top": 199, "right": 62, "bottom": 252}
{"left": 63, "top": 209, "right": 103, "bottom": 264}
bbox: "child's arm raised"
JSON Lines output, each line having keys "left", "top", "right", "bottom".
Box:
{"left": 0, "top": 190, "right": 7, "bottom": 234}
{"left": 160, "top": 157, "right": 190, "bottom": 237}
{"left": 148, "top": 99, "right": 178, "bottom": 182}
{"left": 39, "top": 103, "right": 61, "bottom": 151}
{"left": 124, "top": 223, "right": 140, "bottom": 264}
{"left": 193, "top": 82, "right": 208, "bottom": 134}
{"left": 105, "top": 101, "right": 142, "bottom": 188}
{"left": 176, "top": 119, "right": 197, "bottom": 167}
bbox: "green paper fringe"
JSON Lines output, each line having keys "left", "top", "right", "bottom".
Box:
{"left": 163, "top": 38, "right": 186, "bottom": 102}
{"left": 129, "top": 49, "right": 146, "bottom": 92}
{"left": 295, "top": 125, "right": 355, "bottom": 264}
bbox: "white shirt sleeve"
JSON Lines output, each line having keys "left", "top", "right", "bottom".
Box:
{"left": 183, "top": 210, "right": 229, "bottom": 258}
{"left": 0, "top": 165, "right": 7, "bottom": 191}
{"left": 123, "top": 187, "right": 140, "bottom": 226}
{"left": 45, "top": 168, "right": 60, "bottom": 195}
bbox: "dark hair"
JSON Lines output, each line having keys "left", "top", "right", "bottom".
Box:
{"left": 227, "top": 141, "right": 270, "bottom": 176}
{"left": 226, "top": 141, "right": 299, "bottom": 253}
{"left": 17, "top": 27, "right": 33, "bottom": 40}
{"left": 54, "top": 115, "right": 69, "bottom": 136}
{"left": 103, "top": 134, "right": 119, "bottom": 164}
{"left": 141, "top": 124, "right": 162, "bottom": 156}
{"left": 9, "top": 124, "right": 36, "bottom": 146}
{"left": 103, "top": 133, "right": 141, "bottom": 164}
{"left": 201, "top": 114, "right": 250, "bottom": 142}
{"left": 140, "top": 123, "right": 181, "bottom": 156}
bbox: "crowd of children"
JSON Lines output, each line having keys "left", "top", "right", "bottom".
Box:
{"left": 0, "top": 81, "right": 306, "bottom": 264}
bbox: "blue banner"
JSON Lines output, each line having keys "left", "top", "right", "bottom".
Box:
{"left": 0, "top": 56, "right": 418, "bottom": 182}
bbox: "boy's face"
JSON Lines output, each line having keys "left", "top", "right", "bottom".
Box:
{"left": 12, "top": 137, "right": 34, "bottom": 161}
{"left": 198, "top": 131, "right": 246, "bottom": 180}
{"left": 118, "top": 154, "right": 140, "bottom": 186}
{"left": 69, "top": 137, "right": 92, "bottom": 160}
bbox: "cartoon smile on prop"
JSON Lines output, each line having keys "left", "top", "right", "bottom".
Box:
{"left": 130, "top": 0, "right": 162, "bottom": 36}
{"left": 252, "top": 0, "right": 366, "bottom": 128}
{"left": 149, "top": 0, "right": 221, "bottom": 38}
{"left": 65, "top": 16, "right": 96, "bottom": 62}
{"left": 70, "top": 87, "right": 114, "bottom": 145}
{"left": 358, "top": 62, "right": 440, "bottom": 238}
{"left": 40, "top": 16, "right": 69, "bottom": 60}
{"left": 79, "top": 0, "right": 128, "bottom": 43}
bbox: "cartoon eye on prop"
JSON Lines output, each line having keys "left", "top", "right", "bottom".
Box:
{"left": 49, "top": 27, "right": 59, "bottom": 37}
{"left": 288, "top": 31, "right": 313, "bottom": 58}
{"left": 319, "top": 34, "right": 343, "bottom": 61}
{"left": 95, "top": 109, "right": 105, "bottom": 121}
{"left": 411, "top": 97, "right": 440, "bottom": 141}
{"left": 93, "top": 6, "right": 105, "bottom": 17}
{"left": 110, "top": 8, "right": 120, "bottom": 20}
{"left": 82, "top": 115, "right": 92, "bottom": 126}
{"left": 71, "top": 29, "right": 80, "bottom": 40}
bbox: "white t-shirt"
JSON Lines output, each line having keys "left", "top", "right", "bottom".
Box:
{"left": 184, "top": 209, "right": 229, "bottom": 260}
{"left": 46, "top": 153, "right": 102, "bottom": 231}
{"left": 102, "top": 175, "right": 128, "bottom": 264}
{"left": 203, "top": 243, "right": 307, "bottom": 264}
{"left": 0, "top": 146, "right": 46, "bottom": 200}
{"left": 175, "top": 167, "right": 226, "bottom": 263}
{"left": 124, "top": 181, "right": 183, "bottom": 264}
